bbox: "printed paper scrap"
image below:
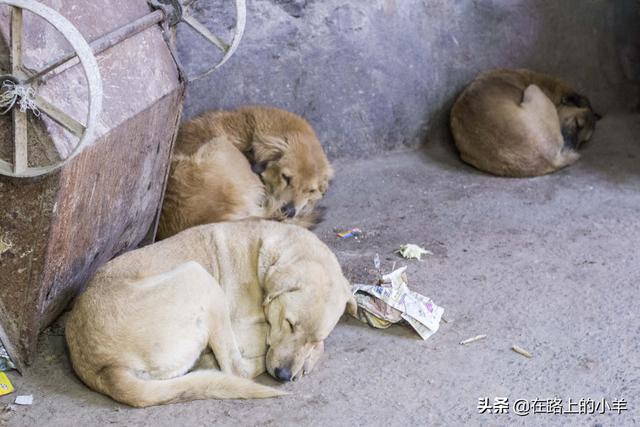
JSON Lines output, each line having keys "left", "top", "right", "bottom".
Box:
{"left": 352, "top": 266, "right": 444, "bottom": 340}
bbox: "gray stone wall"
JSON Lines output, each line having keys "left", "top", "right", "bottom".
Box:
{"left": 178, "top": 0, "right": 639, "bottom": 159}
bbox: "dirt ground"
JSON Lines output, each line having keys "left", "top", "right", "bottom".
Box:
{"left": 1, "top": 114, "right": 639, "bottom": 426}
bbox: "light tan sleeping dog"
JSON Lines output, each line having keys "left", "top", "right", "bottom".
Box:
{"left": 66, "top": 220, "right": 357, "bottom": 407}
{"left": 450, "top": 69, "right": 601, "bottom": 177}
{"left": 158, "top": 106, "right": 333, "bottom": 239}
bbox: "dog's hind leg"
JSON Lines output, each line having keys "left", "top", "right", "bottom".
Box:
{"left": 521, "top": 84, "right": 558, "bottom": 121}
{"left": 521, "top": 84, "right": 576, "bottom": 173}
{"left": 192, "top": 350, "right": 219, "bottom": 371}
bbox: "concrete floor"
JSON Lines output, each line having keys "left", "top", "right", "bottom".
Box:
{"left": 1, "top": 114, "right": 639, "bottom": 426}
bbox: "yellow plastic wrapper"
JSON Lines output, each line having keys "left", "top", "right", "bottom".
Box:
{"left": 0, "top": 372, "right": 14, "bottom": 396}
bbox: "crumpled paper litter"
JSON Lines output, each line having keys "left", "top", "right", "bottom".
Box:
{"left": 351, "top": 266, "right": 444, "bottom": 340}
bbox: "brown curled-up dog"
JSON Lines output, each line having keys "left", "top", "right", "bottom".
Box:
{"left": 158, "top": 137, "right": 265, "bottom": 239}
{"left": 157, "top": 106, "right": 333, "bottom": 239}
{"left": 450, "top": 69, "right": 601, "bottom": 177}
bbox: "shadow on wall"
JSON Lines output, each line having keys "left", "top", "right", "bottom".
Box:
{"left": 615, "top": 0, "right": 640, "bottom": 111}
{"left": 576, "top": 0, "right": 640, "bottom": 182}
{"left": 177, "top": 0, "right": 638, "bottom": 160}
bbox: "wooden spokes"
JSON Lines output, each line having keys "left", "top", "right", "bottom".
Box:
{"left": 181, "top": 0, "right": 246, "bottom": 81}
{"left": 0, "top": 0, "right": 101, "bottom": 178}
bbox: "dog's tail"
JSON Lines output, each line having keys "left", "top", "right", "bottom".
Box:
{"left": 96, "top": 367, "right": 286, "bottom": 407}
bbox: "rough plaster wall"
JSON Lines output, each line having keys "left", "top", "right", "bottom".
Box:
{"left": 178, "top": 0, "right": 639, "bottom": 159}
{"left": 615, "top": 0, "right": 640, "bottom": 108}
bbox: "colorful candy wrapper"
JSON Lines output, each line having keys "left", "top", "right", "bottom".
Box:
{"left": 337, "top": 228, "right": 362, "bottom": 239}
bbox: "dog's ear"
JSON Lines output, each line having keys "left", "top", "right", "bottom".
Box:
{"left": 252, "top": 135, "right": 288, "bottom": 167}
{"left": 263, "top": 282, "right": 300, "bottom": 306}
{"left": 263, "top": 265, "right": 300, "bottom": 306}
{"left": 345, "top": 293, "right": 358, "bottom": 317}
{"left": 341, "top": 278, "right": 358, "bottom": 317}
{"left": 319, "top": 167, "right": 333, "bottom": 195}
{"left": 326, "top": 164, "right": 335, "bottom": 181}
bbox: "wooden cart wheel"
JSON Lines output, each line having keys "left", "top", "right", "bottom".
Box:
{"left": 181, "top": 0, "right": 246, "bottom": 81}
{"left": 0, "top": 0, "right": 102, "bottom": 178}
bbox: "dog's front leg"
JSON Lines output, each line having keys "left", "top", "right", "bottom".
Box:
{"left": 207, "top": 293, "right": 252, "bottom": 378}
{"left": 243, "top": 355, "right": 266, "bottom": 379}
{"left": 302, "top": 341, "right": 325, "bottom": 376}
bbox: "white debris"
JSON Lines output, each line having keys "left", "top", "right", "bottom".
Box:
{"left": 511, "top": 345, "right": 533, "bottom": 358}
{"left": 395, "top": 244, "right": 433, "bottom": 260}
{"left": 14, "top": 395, "right": 32, "bottom": 405}
{"left": 459, "top": 335, "right": 487, "bottom": 345}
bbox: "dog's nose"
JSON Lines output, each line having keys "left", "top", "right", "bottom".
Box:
{"left": 281, "top": 203, "right": 296, "bottom": 218}
{"left": 274, "top": 367, "right": 292, "bottom": 382}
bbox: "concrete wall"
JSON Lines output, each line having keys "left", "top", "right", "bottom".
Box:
{"left": 178, "top": 0, "right": 639, "bottom": 159}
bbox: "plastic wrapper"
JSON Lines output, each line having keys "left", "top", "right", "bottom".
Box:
{"left": 0, "top": 342, "right": 15, "bottom": 371}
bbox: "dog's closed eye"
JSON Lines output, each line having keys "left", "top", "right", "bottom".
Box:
{"left": 282, "top": 173, "right": 292, "bottom": 186}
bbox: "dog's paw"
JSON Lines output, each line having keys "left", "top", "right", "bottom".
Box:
{"left": 231, "top": 357, "right": 255, "bottom": 378}
{"left": 302, "top": 341, "right": 324, "bottom": 376}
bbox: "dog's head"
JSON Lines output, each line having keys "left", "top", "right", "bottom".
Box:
{"left": 557, "top": 92, "right": 602, "bottom": 148}
{"left": 251, "top": 133, "right": 333, "bottom": 220}
{"left": 261, "top": 259, "right": 356, "bottom": 382}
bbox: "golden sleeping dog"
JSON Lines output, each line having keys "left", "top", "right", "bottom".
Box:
{"left": 66, "top": 220, "right": 356, "bottom": 407}
{"left": 158, "top": 106, "right": 333, "bottom": 239}
{"left": 450, "top": 69, "right": 601, "bottom": 177}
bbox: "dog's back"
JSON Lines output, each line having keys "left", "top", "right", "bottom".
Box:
{"left": 158, "top": 137, "right": 265, "bottom": 239}
{"left": 174, "top": 106, "right": 318, "bottom": 157}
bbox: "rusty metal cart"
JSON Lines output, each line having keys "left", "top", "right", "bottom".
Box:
{"left": 0, "top": 0, "right": 245, "bottom": 368}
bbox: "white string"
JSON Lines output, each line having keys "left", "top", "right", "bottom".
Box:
{"left": 0, "top": 80, "right": 40, "bottom": 116}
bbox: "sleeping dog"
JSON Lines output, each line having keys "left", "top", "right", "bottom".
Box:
{"left": 66, "top": 220, "right": 356, "bottom": 407}
{"left": 450, "top": 69, "right": 601, "bottom": 177}
{"left": 158, "top": 106, "right": 333, "bottom": 238}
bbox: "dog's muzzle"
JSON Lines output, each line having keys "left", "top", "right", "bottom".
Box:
{"left": 280, "top": 202, "right": 296, "bottom": 218}
{"left": 274, "top": 366, "right": 292, "bottom": 382}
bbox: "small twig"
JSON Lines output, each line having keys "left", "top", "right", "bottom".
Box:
{"left": 511, "top": 345, "right": 533, "bottom": 358}
{"left": 459, "top": 334, "right": 487, "bottom": 345}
